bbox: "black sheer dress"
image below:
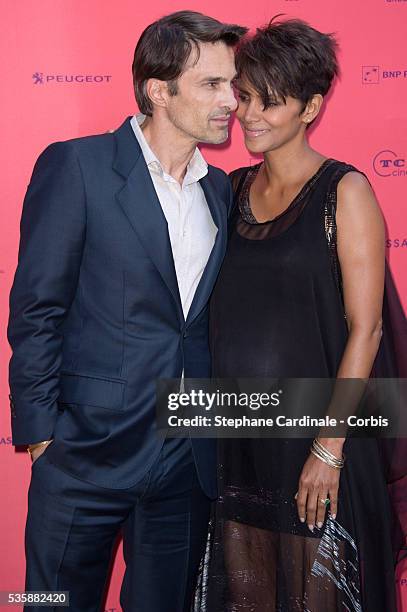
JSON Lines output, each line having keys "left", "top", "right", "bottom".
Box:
{"left": 194, "top": 160, "right": 407, "bottom": 612}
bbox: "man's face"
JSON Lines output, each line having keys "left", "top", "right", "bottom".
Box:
{"left": 164, "top": 41, "right": 238, "bottom": 144}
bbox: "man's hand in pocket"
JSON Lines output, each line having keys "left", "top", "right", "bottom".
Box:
{"left": 29, "top": 440, "right": 53, "bottom": 463}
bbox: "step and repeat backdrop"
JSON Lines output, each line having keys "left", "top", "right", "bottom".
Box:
{"left": 1, "top": 0, "right": 406, "bottom": 610}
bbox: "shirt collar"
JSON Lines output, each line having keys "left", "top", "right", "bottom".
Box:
{"left": 130, "top": 113, "right": 208, "bottom": 185}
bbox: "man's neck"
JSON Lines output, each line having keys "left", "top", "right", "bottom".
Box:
{"left": 141, "top": 115, "right": 198, "bottom": 185}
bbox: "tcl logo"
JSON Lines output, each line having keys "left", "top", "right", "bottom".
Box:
{"left": 373, "top": 150, "right": 406, "bottom": 177}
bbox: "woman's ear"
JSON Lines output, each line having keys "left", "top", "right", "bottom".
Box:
{"left": 301, "top": 94, "right": 323, "bottom": 125}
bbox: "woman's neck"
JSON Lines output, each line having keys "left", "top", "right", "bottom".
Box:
{"left": 262, "top": 142, "right": 325, "bottom": 188}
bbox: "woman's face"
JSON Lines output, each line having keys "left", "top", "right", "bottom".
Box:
{"left": 235, "top": 78, "right": 308, "bottom": 154}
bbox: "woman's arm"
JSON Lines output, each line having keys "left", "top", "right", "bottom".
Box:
{"left": 296, "top": 171, "right": 385, "bottom": 530}
{"left": 336, "top": 171, "right": 385, "bottom": 373}
{"left": 320, "top": 171, "right": 385, "bottom": 454}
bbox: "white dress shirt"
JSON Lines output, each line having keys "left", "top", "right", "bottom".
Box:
{"left": 130, "top": 114, "right": 218, "bottom": 320}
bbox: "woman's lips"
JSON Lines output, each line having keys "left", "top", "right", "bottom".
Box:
{"left": 243, "top": 126, "right": 270, "bottom": 138}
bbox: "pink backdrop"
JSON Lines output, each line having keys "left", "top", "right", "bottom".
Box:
{"left": 1, "top": 1, "right": 406, "bottom": 610}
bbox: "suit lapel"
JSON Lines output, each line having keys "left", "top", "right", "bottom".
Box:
{"left": 186, "top": 171, "right": 227, "bottom": 327}
{"left": 113, "top": 118, "right": 184, "bottom": 323}
{"left": 113, "top": 118, "right": 228, "bottom": 330}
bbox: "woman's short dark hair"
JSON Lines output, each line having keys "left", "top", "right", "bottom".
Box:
{"left": 235, "top": 17, "right": 339, "bottom": 112}
{"left": 133, "top": 10, "right": 247, "bottom": 116}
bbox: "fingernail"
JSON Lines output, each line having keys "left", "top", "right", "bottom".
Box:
{"left": 331, "top": 513, "right": 336, "bottom": 520}
{"left": 299, "top": 517, "right": 305, "bottom": 523}
{"left": 308, "top": 524, "right": 314, "bottom": 532}
{"left": 317, "top": 521, "right": 323, "bottom": 528}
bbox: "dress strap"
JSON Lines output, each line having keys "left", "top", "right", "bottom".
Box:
{"left": 228, "top": 166, "right": 254, "bottom": 230}
{"left": 323, "top": 162, "right": 369, "bottom": 302}
{"left": 229, "top": 166, "right": 251, "bottom": 199}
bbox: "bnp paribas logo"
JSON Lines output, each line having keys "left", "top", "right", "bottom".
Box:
{"left": 362, "top": 66, "right": 407, "bottom": 83}
{"left": 362, "top": 66, "right": 380, "bottom": 84}
{"left": 32, "top": 72, "right": 112, "bottom": 85}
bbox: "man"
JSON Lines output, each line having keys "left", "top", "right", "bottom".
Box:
{"left": 7, "top": 11, "right": 246, "bottom": 611}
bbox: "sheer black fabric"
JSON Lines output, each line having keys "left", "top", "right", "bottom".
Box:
{"left": 193, "top": 160, "right": 407, "bottom": 611}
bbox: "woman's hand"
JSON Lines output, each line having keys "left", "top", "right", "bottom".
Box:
{"left": 296, "top": 449, "right": 341, "bottom": 532}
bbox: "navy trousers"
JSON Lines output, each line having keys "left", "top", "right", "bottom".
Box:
{"left": 24, "top": 437, "right": 211, "bottom": 612}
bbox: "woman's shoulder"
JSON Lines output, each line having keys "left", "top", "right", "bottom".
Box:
{"left": 327, "top": 158, "right": 367, "bottom": 179}
{"left": 324, "top": 159, "right": 372, "bottom": 193}
{"left": 228, "top": 164, "right": 251, "bottom": 189}
{"left": 329, "top": 161, "right": 380, "bottom": 224}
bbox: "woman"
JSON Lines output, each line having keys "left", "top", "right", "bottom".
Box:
{"left": 195, "top": 18, "right": 407, "bottom": 612}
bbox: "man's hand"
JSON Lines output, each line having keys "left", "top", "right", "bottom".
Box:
{"left": 29, "top": 440, "right": 53, "bottom": 463}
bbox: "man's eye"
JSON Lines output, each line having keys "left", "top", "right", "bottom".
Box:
{"left": 207, "top": 82, "right": 218, "bottom": 88}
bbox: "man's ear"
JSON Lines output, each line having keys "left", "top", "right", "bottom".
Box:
{"left": 145, "top": 78, "right": 170, "bottom": 110}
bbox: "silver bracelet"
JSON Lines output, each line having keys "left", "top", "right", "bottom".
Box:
{"left": 311, "top": 438, "right": 345, "bottom": 469}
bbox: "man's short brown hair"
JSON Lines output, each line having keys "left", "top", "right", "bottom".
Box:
{"left": 132, "top": 10, "right": 247, "bottom": 116}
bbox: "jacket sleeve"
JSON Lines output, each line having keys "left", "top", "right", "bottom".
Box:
{"left": 7, "top": 141, "right": 86, "bottom": 445}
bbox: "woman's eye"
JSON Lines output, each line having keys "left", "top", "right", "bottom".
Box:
{"left": 238, "top": 93, "right": 249, "bottom": 102}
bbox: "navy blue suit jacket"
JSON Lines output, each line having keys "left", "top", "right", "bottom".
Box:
{"left": 7, "top": 117, "right": 233, "bottom": 497}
